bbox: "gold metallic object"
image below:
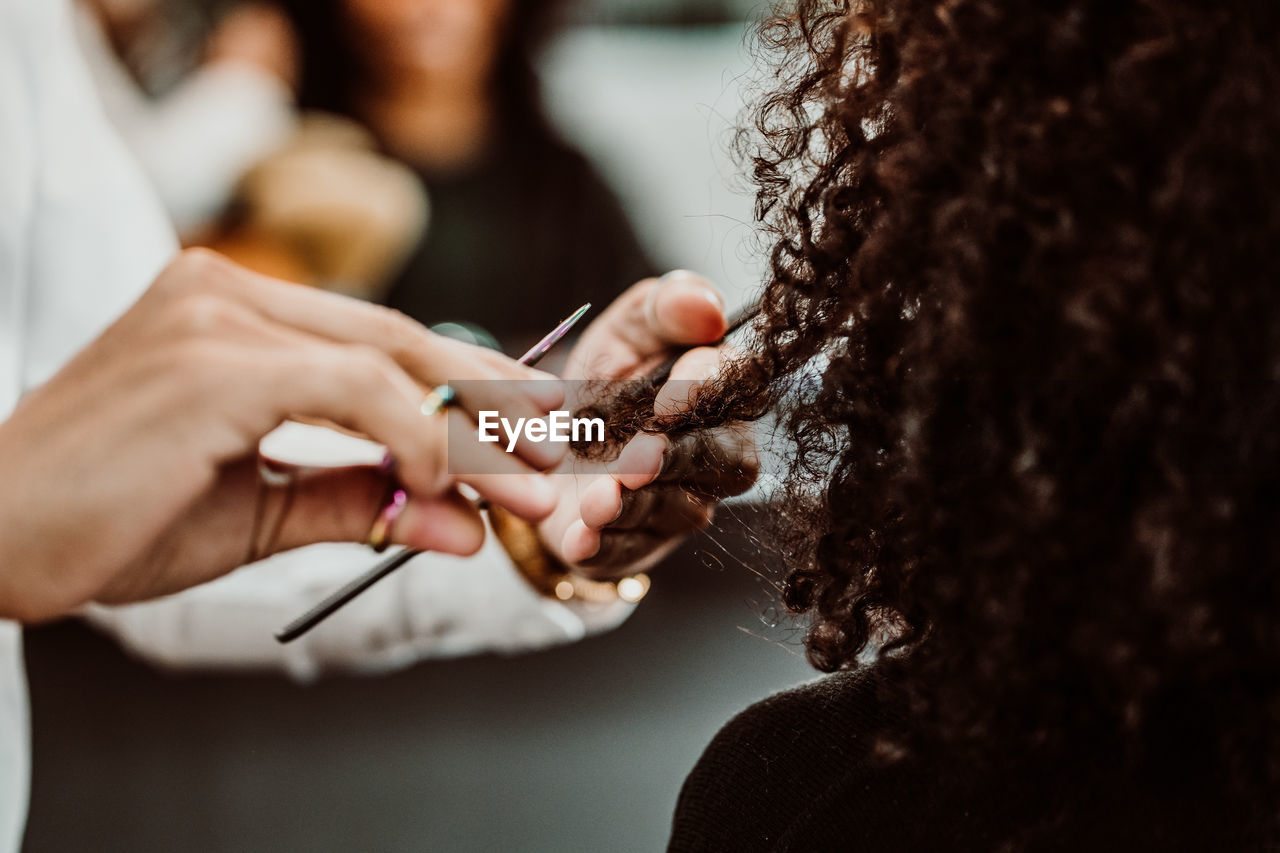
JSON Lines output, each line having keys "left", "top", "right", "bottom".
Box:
{"left": 488, "top": 505, "right": 650, "bottom": 606}
{"left": 365, "top": 488, "right": 408, "bottom": 552}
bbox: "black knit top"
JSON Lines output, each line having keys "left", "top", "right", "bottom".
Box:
{"left": 668, "top": 668, "right": 1264, "bottom": 852}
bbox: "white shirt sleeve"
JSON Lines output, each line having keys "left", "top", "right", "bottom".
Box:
{"left": 1, "top": 2, "right": 155, "bottom": 846}
{"left": 74, "top": 4, "right": 296, "bottom": 233}
{"left": 83, "top": 532, "right": 636, "bottom": 682}
{"left": 82, "top": 423, "right": 637, "bottom": 681}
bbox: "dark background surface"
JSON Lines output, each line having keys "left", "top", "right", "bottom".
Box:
{"left": 22, "top": 509, "right": 812, "bottom": 853}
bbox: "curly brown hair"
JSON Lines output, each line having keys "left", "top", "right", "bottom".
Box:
{"left": 597, "top": 0, "right": 1280, "bottom": 832}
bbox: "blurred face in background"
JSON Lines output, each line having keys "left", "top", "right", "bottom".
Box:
{"left": 86, "top": 0, "right": 157, "bottom": 24}
{"left": 85, "top": 0, "right": 161, "bottom": 45}
{"left": 341, "top": 0, "right": 513, "bottom": 87}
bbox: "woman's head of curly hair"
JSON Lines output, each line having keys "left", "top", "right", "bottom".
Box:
{"left": 596, "top": 0, "right": 1280, "bottom": 812}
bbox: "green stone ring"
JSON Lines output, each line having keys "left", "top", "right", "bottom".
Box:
{"left": 420, "top": 384, "right": 456, "bottom": 417}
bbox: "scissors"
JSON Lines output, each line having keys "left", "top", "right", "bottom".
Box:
{"left": 275, "top": 304, "right": 592, "bottom": 643}
{"left": 275, "top": 296, "right": 761, "bottom": 643}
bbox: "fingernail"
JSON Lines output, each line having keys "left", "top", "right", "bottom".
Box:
{"left": 682, "top": 281, "right": 725, "bottom": 311}
{"left": 529, "top": 476, "right": 558, "bottom": 508}
{"left": 699, "top": 287, "right": 725, "bottom": 311}
{"left": 665, "top": 272, "right": 725, "bottom": 311}
{"left": 527, "top": 379, "right": 566, "bottom": 410}
{"left": 614, "top": 433, "right": 667, "bottom": 488}
{"left": 570, "top": 523, "right": 601, "bottom": 561}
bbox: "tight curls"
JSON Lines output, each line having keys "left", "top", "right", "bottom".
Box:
{"left": 597, "top": 0, "right": 1280, "bottom": 831}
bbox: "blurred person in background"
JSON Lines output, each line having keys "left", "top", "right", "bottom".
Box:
{"left": 78, "top": 0, "right": 433, "bottom": 299}
{"left": 284, "top": 0, "right": 655, "bottom": 345}
{"left": 208, "top": 114, "right": 431, "bottom": 299}
{"left": 75, "top": 0, "right": 299, "bottom": 235}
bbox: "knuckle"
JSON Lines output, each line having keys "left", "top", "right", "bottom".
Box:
{"left": 402, "top": 436, "right": 450, "bottom": 498}
{"left": 424, "top": 445, "right": 451, "bottom": 494}
{"left": 367, "top": 306, "right": 421, "bottom": 359}
{"left": 340, "top": 344, "right": 395, "bottom": 385}
{"left": 171, "top": 247, "right": 231, "bottom": 283}
{"left": 171, "top": 294, "right": 238, "bottom": 338}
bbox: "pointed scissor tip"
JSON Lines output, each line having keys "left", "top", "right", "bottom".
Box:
{"left": 518, "top": 303, "right": 595, "bottom": 366}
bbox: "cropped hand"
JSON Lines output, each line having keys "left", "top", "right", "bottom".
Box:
{"left": 0, "top": 250, "right": 562, "bottom": 622}
{"left": 537, "top": 272, "right": 758, "bottom": 579}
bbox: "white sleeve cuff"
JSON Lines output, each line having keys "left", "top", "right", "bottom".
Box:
{"left": 84, "top": 518, "right": 637, "bottom": 682}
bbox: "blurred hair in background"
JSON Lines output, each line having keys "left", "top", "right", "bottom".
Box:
{"left": 281, "top": 0, "right": 654, "bottom": 345}
{"left": 81, "top": 0, "right": 671, "bottom": 346}
{"left": 77, "top": 0, "right": 765, "bottom": 339}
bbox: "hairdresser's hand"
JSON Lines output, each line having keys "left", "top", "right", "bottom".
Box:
{"left": 538, "top": 271, "right": 758, "bottom": 579}
{"left": 0, "top": 249, "right": 564, "bottom": 623}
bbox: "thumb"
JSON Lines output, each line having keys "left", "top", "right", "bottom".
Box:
{"left": 644, "top": 271, "right": 728, "bottom": 348}
{"left": 565, "top": 271, "right": 727, "bottom": 380}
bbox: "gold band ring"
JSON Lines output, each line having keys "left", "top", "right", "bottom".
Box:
{"left": 367, "top": 488, "right": 409, "bottom": 552}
